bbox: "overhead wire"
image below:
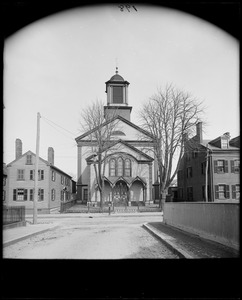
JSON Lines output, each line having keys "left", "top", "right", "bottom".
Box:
{"left": 41, "top": 115, "right": 78, "bottom": 141}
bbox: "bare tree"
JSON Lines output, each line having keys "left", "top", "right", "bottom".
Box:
{"left": 79, "top": 100, "right": 121, "bottom": 211}
{"left": 139, "top": 84, "right": 205, "bottom": 210}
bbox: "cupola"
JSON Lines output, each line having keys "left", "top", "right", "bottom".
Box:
{"left": 104, "top": 68, "right": 132, "bottom": 121}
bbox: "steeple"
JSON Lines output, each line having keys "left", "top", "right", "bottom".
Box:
{"left": 104, "top": 69, "right": 132, "bottom": 121}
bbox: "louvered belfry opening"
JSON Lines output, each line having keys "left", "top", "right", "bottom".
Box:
{"left": 113, "top": 86, "right": 123, "bottom": 104}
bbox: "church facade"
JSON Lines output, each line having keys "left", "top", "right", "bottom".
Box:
{"left": 75, "top": 69, "right": 159, "bottom": 206}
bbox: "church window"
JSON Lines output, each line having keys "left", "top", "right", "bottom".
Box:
{"left": 113, "top": 86, "right": 123, "bottom": 104}
{"left": 117, "top": 157, "right": 124, "bottom": 176}
{"left": 109, "top": 159, "right": 116, "bottom": 176}
{"left": 124, "top": 159, "right": 131, "bottom": 177}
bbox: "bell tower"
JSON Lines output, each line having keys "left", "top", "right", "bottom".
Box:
{"left": 104, "top": 68, "right": 132, "bottom": 121}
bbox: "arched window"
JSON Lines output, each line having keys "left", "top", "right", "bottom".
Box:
{"left": 124, "top": 159, "right": 131, "bottom": 177}
{"left": 117, "top": 157, "right": 124, "bottom": 177}
{"left": 109, "top": 158, "right": 116, "bottom": 176}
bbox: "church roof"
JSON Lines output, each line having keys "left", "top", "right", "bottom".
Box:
{"left": 110, "top": 74, "right": 124, "bottom": 81}
{"left": 105, "top": 68, "right": 130, "bottom": 85}
{"left": 75, "top": 115, "right": 155, "bottom": 142}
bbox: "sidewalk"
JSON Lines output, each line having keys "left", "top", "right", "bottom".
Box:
{"left": 25, "top": 211, "right": 163, "bottom": 219}
{"left": 143, "top": 222, "right": 239, "bottom": 258}
{"left": 3, "top": 222, "right": 59, "bottom": 247}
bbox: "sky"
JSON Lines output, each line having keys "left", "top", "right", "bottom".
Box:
{"left": 3, "top": 4, "right": 239, "bottom": 180}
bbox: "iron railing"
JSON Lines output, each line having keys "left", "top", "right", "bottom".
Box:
{"left": 3, "top": 206, "right": 25, "bottom": 225}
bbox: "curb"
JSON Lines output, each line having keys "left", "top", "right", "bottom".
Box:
{"left": 143, "top": 223, "right": 194, "bottom": 259}
{"left": 3, "top": 225, "right": 59, "bottom": 248}
{"left": 25, "top": 212, "right": 163, "bottom": 218}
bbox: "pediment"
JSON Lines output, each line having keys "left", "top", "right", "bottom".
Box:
{"left": 103, "top": 140, "right": 153, "bottom": 162}
{"left": 76, "top": 115, "right": 154, "bottom": 143}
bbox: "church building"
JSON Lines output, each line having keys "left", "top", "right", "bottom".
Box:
{"left": 75, "top": 69, "right": 159, "bottom": 206}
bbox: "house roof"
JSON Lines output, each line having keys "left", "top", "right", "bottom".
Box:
{"left": 7, "top": 150, "right": 72, "bottom": 178}
{"left": 200, "top": 138, "right": 240, "bottom": 151}
{"left": 75, "top": 115, "right": 155, "bottom": 142}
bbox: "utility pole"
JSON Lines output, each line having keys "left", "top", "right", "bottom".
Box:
{"left": 33, "top": 112, "right": 41, "bottom": 224}
{"left": 205, "top": 145, "right": 209, "bottom": 202}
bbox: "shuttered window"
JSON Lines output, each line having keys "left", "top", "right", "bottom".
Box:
{"left": 214, "top": 160, "right": 228, "bottom": 173}
{"left": 13, "top": 189, "right": 28, "bottom": 201}
{"left": 232, "top": 185, "right": 240, "bottom": 199}
{"left": 231, "top": 160, "right": 240, "bottom": 173}
{"left": 113, "top": 86, "right": 123, "bottom": 104}
{"left": 215, "top": 185, "right": 230, "bottom": 199}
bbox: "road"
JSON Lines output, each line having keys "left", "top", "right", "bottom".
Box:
{"left": 4, "top": 214, "right": 179, "bottom": 259}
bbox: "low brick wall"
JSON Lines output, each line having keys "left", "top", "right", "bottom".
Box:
{"left": 163, "top": 202, "right": 239, "bottom": 250}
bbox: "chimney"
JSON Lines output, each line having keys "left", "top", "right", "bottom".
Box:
{"left": 15, "top": 139, "right": 22, "bottom": 159}
{"left": 223, "top": 132, "right": 230, "bottom": 140}
{"left": 196, "top": 122, "right": 203, "bottom": 143}
{"left": 48, "top": 147, "right": 54, "bottom": 165}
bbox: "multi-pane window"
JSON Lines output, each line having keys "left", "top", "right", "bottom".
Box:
{"left": 186, "top": 167, "right": 192, "bottom": 178}
{"left": 38, "top": 170, "right": 44, "bottom": 180}
{"left": 109, "top": 159, "right": 116, "bottom": 176}
{"left": 13, "top": 189, "right": 27, "bottom": 201}
{"left": 61, "top": 175, "right": 64, "bottom": 184}
{"left": 214, "top": 160, "right": 228, "bottom": 173}
{"left": 30, "top": 189, "right": 34, "bottom": 201}
{"left": 124, "top": 159, "right": 131, "bottom": 177}
{"left": 232, "top": 185, "right": 240, "bottom": 199}
{"left": 29, "top": 189, "right": 44, "bottom": 201}
{"left": 192, "top": 150, "right": 198, "bottom": 159}
{"left": 51, "top": 189, "right": 55, "bottom": 201}
{"left": 201, "top": 161, "right": 210, "bottom": 175}
{"left": 231, "top": 160, "right": 240, "bottom": 173}
{"left": 38, "top": 189, "right": 44, "bottom": 201}
{"left": 178, "top": 188, "right": 183, "bottom": 200}
{"left": 215, "top": 184, "right": 230, "bottom": 199}
{"left": 29, "top": 170, "right": 44, "bottom": 180}
{"left": 83, "top": 189, "right": 88, "bottom": 201}
{"left": 202, "top": 185, "right": 210, "bottom": 201}
{"left": 17, "top": 169, "right": 25, "bottom": 180}
{"left": 26, "top": 154, "right": 32, "bottom": 164}
{"left": 30, "top": 170, "right": 34, "bottom": 180}
{"left": 187, "top": 187, "right": 193, "bottom": 201}
{"left": 52, "top": 171, "right": 56, "bottom": 181}
{"left": 117, "top": 158, "right": 123, "bottom": 177}
{"left": 186, "top": 152, "right": 191, "bottom": 161}
{"left": 65, "top": 177, "right": 70, "bottom": 186}
{"left": 109, "top": 157, "right": 132, "bottom": 177}
{"left": 221, "top": 139, "right": 228, "bottom": 149}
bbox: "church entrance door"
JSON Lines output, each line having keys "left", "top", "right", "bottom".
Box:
{"left": 113, "top": 181, "right": 128, "bottom": 206}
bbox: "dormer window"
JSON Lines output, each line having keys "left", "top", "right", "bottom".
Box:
{"left": 221, "top": 138, "right": 229, "bottom": 149}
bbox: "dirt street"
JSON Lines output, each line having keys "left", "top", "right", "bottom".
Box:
{"left": 4, "top": 215, "right": 179, "bottom": 259}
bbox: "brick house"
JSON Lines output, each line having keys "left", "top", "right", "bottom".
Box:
{"left": 75, "top": 69, "right": 159, "bottom": 206}
{"left": 177, "top": 123, "right": 240, "bottom": 202}
{"left": 5, "top": 139, "right": 76, "bottom": 213}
